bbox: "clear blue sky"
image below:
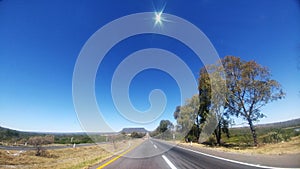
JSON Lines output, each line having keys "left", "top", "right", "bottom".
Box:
{"left": 0, "top": 0, "right": 299, "bottom": 132}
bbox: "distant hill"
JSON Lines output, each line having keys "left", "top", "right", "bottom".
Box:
{"left": 231, "top": 118, "right": 300, "bottom": 130}
{"left": 1, "top": 118, "right": 299, "bottom": 141}
{"left": 0, "top": 126, "right": 83, "bottom": 137}
{"left": 0, "top": 126, "right": 95, "bottom": 144}
{"left": 120, "top": 128, "right": 148, "bottom": 134}
{"left": 256, "top": 118, "right": 300, "bottom": 128}
{"left": 0, "top": 126, "right": 41, "bottom": 142}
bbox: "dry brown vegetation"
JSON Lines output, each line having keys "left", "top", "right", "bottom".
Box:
{"left": 179, "top": 136, "right": 300, "bottom": 155}
{"left": 0, "top": 139, "right": 144, "bottom": 169}
{"left": 0, "top": 145, "right": 109, "bottom": 169}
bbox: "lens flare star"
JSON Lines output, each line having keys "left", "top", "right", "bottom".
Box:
{"left": 154, "top": 11, "right": 164, "bottom": 26}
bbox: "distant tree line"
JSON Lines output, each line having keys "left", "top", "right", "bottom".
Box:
{"left": 0, "top": 127, "right": 94, "bottom": 145}
{"left": 130, "top": 132, "right": 146, "bottom": 138}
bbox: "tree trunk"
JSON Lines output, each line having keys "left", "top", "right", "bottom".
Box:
{"left": 218, "top": 123, "right": 221, "bottom": 145}
{"left": 214, "top": 121, "right": 222, "bottom": 146}
{"left": 36, "top": 146, "right": 41, "bottom": 156}
{"left": 196, "top": 117, "right": 200, "bottom": 141}
{"left": 247, "top": 118, "right": 258, "bottom": 146}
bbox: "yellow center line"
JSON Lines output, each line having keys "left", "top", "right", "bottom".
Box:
{"left": 97, "top": 140, "right": 144, "bottom": 169}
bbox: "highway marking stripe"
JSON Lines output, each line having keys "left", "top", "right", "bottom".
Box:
{"left": 154, "top": 144, "right": 157, "bottom": 149}
{"left": 162, "top": 155, "right": 178, "bottom": 169}
{"left": 177, "top": 146, "right": 299, "bottom": 169}
{"left": 97, "top": 141, "right": 142, "bottom": 169}
{"left": 97, "top": 148, "right": 131, "bottom": 169}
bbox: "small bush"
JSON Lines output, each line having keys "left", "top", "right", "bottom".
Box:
{"left": 207, "top": 135, "right": 216, "bottom": 146}
{"left": 28, "top": 135, "right": 54, "bottom": 156}
{"left": 185, "top": 134, "right": 197, "bottom": 143}
{"left": 261, "top": 131, "right": 290, "bottom": 143}
{"left": 239, "top": 134, "right": 252, "bottom": 145}
{"left": 130, "top": 132, "right": 145, "bottom": 138}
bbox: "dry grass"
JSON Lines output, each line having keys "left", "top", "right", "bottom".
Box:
{"left": 253, "top": 136, "right": 300, "bottom": 155}
{"left": 0, "top": 139, "right": 144, "bottom": 169}
{"left": 179, "top": 136, "right": 300, "bottom": 155}
{"left": 0, "top": 146, "right": 109, "bottom": 169}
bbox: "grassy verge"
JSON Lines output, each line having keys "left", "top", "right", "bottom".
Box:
{"left": 179, "top": 136, "right": 300, "bottom": 155}
{"left": 0, "top": 138, "right": 144, "bottom": 169}
{"left": 0, "top": 145, "right": 109, "bottom": 169}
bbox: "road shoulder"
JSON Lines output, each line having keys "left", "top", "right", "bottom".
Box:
{"left": 176, "top": 143, "right": 300, "bottom": 168}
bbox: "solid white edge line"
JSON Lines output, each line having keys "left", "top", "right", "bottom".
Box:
{"left": 162, "top": 155, "right": 178, "bottom": 169}
{"left": 176, "top": 145, "right": 299, "bottom": 169}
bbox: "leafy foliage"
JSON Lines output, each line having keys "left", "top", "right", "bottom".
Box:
{"left": 173, "top": 106, "right": 181, "bottom": 120}
{"left": 261, "top": 131, "right": 288, "bottom": 143}
{"left": 174, "top": 95, "right": 200, "bottom": 141}
{"left": 221, "top": 56, "right": 285, "bottom": 146}
{"left": 173, "top": 56, "right": 285, "bottom": 146}
{"left": 150, "top": 120, "right": 174, "bottom": 139}
{"left": 130, "top": 132, "right": 145, "bottom": 138}
{"left": 198, "top": 66, "right": 231, "bottom": 144}
{"left": 222, "top": 124, "right": 300, "bottom": 147}
{"left": 54, "top": 135, "right": 94, "bottom": 144}
{"left": 158, "top": 120, "right": 174, "bottom": 133}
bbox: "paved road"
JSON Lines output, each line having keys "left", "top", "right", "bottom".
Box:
{"left": 92, "top": 139, "right": 282, "bottom": 169}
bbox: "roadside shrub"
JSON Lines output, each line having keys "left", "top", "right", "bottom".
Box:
{"left": 261, "top": 131, "right": 290, "bottom": 143}
{"left": 239, "top": 134, "right": 252, "bottom": 145}
{"left": 185, "top": 134, "right": 197, "bottom": 143}
{"left": 292, "top": 128, "right": 300, "bottom": 137}
{"left": 207, "top": 135, "right": 216, "bottom": 146}
{"left": 130, "top": 132, "right": 145, "bottom": 138}
{"left": 28, "top": 135, "right": 54, "bottom": 156}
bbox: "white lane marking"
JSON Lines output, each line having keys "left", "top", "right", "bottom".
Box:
{"left": 177, "top": 146, "right": 298, "bottom": 169}
{"left": 162, "top": 155, "right": 177, "bottom": 169}
{"left": 154, "top": 144, "right": 157, "bottom": 149}
{"left": 150, "top": 140, "right": 153, "bottom": 144}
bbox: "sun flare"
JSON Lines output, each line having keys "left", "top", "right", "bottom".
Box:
{"left": 155, "top": 11, "right": 163, "bottom": 25}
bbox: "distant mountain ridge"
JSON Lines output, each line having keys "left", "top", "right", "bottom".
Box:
{"left": 120, "top": 128, "right": 148, "bottom": 134}
{"left": 256, "top": 118, "right": 300, "bottom": 128}
{"left": 232, "top": 118, "right": 300, "bottom": 129}
{"left": 1, "top": 118, "right": 299, "bottom": 137}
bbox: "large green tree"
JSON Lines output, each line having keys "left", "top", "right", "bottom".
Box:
{"left": 198, "top": 68, "right": 211, "bottom": 132}
{"left": 157, "top": 120, "right": 174, "bottom": 133}
{"left": 222, "top": 56, "right": 285, "bottom": 146}
{"left": 151, "top": 120, "right": 174, "bottom": 138}
{"left": 198, "top": 66, "right": 230, "bottom": 145}
{"left": 174, "top": 95, "right": 199, "bottom": 141}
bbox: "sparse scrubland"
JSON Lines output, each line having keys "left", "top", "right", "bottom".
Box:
{"left": 180, "top": 125, "right": 300, "bottom": 155}
{"left": 0, "top": 138, "right": 143, "bottom": 169}
{"left": 0, "top": 145, "right": 109, "bottom": 169}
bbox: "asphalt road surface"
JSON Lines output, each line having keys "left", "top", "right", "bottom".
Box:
{"left": 93, "top": 139, "right": 285, "bottom": 169}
